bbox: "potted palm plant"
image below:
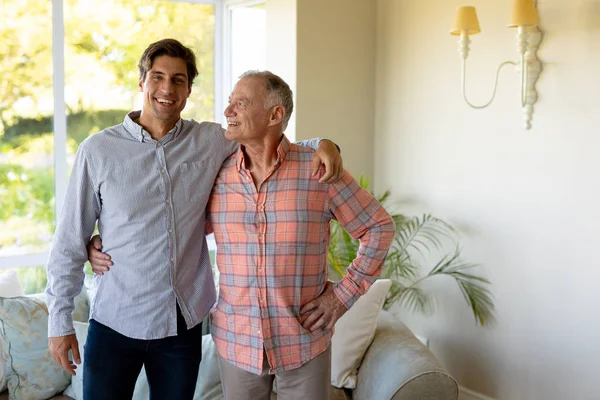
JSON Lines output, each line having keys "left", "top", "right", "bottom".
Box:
{"left": 328, "top": 177, "right": 494, "bottom": 326}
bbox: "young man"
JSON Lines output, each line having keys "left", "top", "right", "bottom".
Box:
{"left": 46, "top": 39, "right": 342, "bottom": 400}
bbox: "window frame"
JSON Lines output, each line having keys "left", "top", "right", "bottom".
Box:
{"left": 220, "top": 0, "right": 266, "bottom": 126}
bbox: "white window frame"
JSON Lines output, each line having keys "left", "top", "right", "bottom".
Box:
{"left": 1, "top": 0, "right": 224, "bottom": 269}
{"left": 220, "top": 0, "right": 266, "bottom": 126}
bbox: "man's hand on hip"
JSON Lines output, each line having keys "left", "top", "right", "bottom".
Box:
{"left": 300, "top": 281, "right": 348, "bottom": 331}
{"left": 49, "top": 335, "right": 81, "bottom": 376}
{"left": 88, "top": 234, "right": 112, "bottom": 275}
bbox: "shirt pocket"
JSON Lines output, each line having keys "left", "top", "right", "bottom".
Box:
{"left": 180, "top": 160, "right": 219, "bottom": 203}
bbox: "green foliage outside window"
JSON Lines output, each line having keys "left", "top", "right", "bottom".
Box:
{"left": 1, "top": 0, "right": 216, "bottom": 263}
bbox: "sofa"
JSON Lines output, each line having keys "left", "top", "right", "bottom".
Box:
{"left": 0, "top": 274, "right": 458, "bottom": 400}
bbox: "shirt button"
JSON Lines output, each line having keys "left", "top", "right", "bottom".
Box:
{"left": 168, "top": 229, "right": 173, "bottom": 233}
{"left": 257, "top": 330, "right": 261, "bottom": 334}
{"left": 258, "top": 205, "right": 264, "bottom": 210}
{"left": 166, "top": 200, "right": 170, "bottom": 204}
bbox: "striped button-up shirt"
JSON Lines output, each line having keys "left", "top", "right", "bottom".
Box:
{"left": 207, "top": 136, "right": 395, "bottom": 374}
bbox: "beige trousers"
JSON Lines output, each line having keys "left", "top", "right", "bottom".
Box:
{"left": 217, "top": 347, "right": 331, "bottom": 400}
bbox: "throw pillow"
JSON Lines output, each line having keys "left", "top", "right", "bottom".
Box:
{"left": 330, "top": 278, "right": 392, "bottom": 389}
{"left": 0, "top": 270, "right": 25, "bottom": 392}
{"left": 65, "top": 321, "right": 223, "bottom": 400}
{"left": 0, "top": 270, "right": 24, "bottom": 298}
{"left": 0, "top": 296, "right": 71, "bottom": 400}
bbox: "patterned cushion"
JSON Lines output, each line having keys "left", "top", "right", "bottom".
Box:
{"left": 0, "top": 296, "right": 71, "bottom": 400}
{"left": 27, "top": 284, "right": 90, "bottom": 324}
{"left": 0, "top": 270, "right": 26, "bottom": 392}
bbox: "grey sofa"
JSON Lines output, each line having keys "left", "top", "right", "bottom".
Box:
{"left": 1, "top": 310, "right": 458, "bottom": 400}
{"left": 351, "top": 311, "right": 458, "bottom": 400}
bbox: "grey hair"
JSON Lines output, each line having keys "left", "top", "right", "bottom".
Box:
{"left": 238, "top": 70, "right": 294, "bottom": 130}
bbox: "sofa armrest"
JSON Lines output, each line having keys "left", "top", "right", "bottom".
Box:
{"left": 352, "top": 311, "right": 459, "bottom": 400}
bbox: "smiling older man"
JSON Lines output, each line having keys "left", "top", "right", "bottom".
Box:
{"left": 204, "top": 71, "right": 395, "bottom": 400}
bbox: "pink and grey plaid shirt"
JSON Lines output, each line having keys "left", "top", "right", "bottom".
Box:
{"left": 207, "top": 136, "right": 395, "bottom": 375}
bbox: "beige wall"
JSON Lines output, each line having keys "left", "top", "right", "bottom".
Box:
{"left": 295, "top": 0, "right": 377, "bottom": 178}
{"left": 266, "top": 0, "right": 298, "bottom": 140}
{"left": 266, "top": 0, "right": 376, "bottom": 178}
{"left": 375, "top": 0, "right": 600, "bottom": 399}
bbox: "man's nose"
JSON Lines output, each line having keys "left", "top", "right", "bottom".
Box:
{"left": 160, "top": 80, "right": 175, "bottom": 93}
{"left": 224, "top": 104, "right": 234, "bottom": 116}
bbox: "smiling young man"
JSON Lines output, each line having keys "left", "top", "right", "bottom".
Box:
{"left": 45, "top": 39, "right": 343, "bottom": 400}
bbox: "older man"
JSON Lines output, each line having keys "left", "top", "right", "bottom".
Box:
{"left": 206, "top": 71, "right": 395, "bottom": 400}
{"left": 47, "top": 38, "right": 342, "bottom": 400}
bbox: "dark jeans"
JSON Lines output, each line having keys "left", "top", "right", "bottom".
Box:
{"left": 83, "top": 306, "right": 203, "bottom": 400}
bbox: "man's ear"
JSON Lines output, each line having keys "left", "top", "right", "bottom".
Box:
{"left": 186, "top": 86, "right": 192, "bottom": 98}
{"left": 269, "top": 105, "right": 285, "bottom": 127}
{"left": 138, "top": 78, "right": 144, "bottom": 93}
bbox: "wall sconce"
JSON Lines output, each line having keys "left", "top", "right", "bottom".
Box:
{"left": 450, "top": 0, "right": 543, "bottom": 129}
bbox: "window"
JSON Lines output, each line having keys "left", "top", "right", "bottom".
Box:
{"left": 221, "top": 1, "right": 266, "bottom": 124}
{"left": 0, "top": 0, "right": 224, "bottom": 293}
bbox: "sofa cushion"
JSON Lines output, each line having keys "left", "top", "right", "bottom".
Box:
{"left": 0, "top": 271, "right": 24, "bottom": 299}
{"left": 0, "top": 296, "right": 71, "bottom": 400}
{"left": 27, "top": 284, "right": 90, "bottom": 324}
{"left": 0, "top": 270, "right": 26, "bottom": 392}
{"left": 330, "top": 279, "right": 392, "bottom": 389}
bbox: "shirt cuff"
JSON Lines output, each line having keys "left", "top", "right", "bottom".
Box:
{"left": 48, "top": 314, "right": 76, "bottom": 337}
{"left": 332, "top": 277, "right": 361, "bottom": 310}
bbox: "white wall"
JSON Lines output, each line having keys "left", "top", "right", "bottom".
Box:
{"left": 266, "top": 0, "right": 297, "bottom": 140}
{"left": 280, "top": 0, "right": 376, "bottom": 178}
{"left": 266, "top": 0, "right": 376, "bottom": 178}
{"left": 374, "top": 0, "right": 600, "bottom": 399}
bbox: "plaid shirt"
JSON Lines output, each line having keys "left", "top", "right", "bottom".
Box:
{"left": 207, "top": 136, "right": 395, "bottom": 375}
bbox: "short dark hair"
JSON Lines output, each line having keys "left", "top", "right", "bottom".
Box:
{"left": 239, "top": 70, "right": 294, "bottom": 130}
{"left": 138, "top": 38, "right": 199, "bottom": 88}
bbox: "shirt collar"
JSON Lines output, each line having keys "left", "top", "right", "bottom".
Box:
{"left": 123, "top": 111, "right": 183, "bottom": 143}
{"left": 235, "top": 135, "right": 291, "bottom": 173}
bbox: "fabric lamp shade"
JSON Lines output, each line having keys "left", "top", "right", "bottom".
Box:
{"left": 450, "top": 6, "right": 481, "bottom": 35}
{"left": 508, "top": 0, "right": 539, "bottom": 27}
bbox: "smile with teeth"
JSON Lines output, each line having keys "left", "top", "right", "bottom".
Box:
{"left": 228, "top": 121, "right": 241, "bottom": 126}
{"left": 156, "top": 98, "right": 175, "bottom": 105}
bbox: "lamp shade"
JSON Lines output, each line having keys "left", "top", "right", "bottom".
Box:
{"left": 450, "top": 6, "right": 481, "bottom": 35}
{"left": 508, "top": 0, "right": 539, "bottom": 27}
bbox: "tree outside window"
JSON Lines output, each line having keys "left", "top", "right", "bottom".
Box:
{"left": 1, "top": 0, "right": 215, "bottom": 292}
